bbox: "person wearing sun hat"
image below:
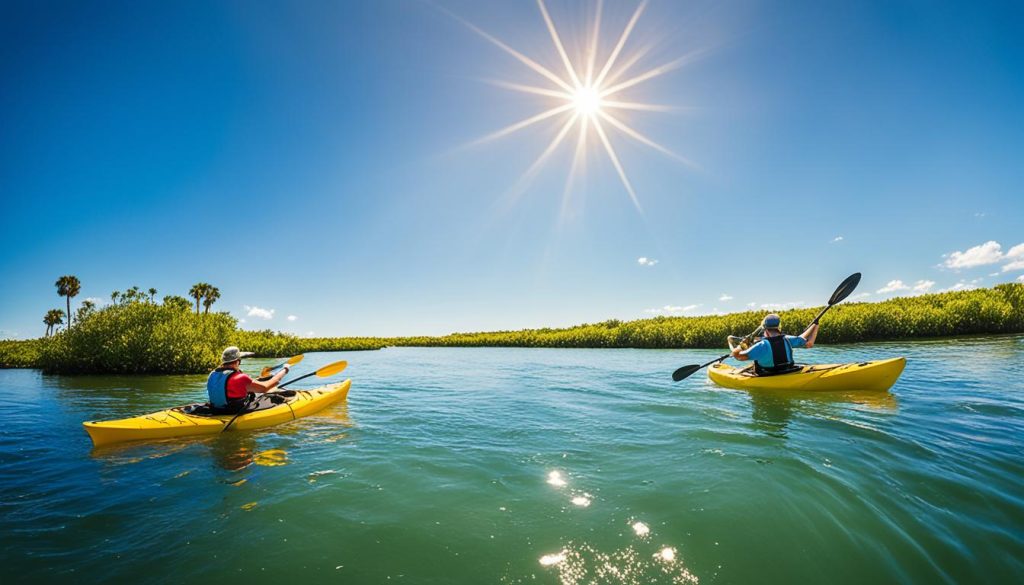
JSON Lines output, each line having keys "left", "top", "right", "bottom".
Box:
{"left": 730, "top": 313, "right": 819, "bottom": 375}
{"left": 206, "top": 346, "right": 291, "bottom": 413}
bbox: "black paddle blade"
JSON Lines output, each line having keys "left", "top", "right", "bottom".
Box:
{"left": 672, "top": 364, "right": 701, "bottom": 382}
{"left": 828, "top": 272, "right": 861, "bottom": 305}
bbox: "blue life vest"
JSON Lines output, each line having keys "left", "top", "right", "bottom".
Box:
{"left": 207, "top": 367, "right": 241, "bottom": 408}
{"left": 754, "top": 335, "right": 797, "bottom": 375}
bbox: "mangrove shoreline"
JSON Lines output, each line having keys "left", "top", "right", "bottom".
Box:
{"left": 1, "top": 283, "right": 1022, "bottom": 374}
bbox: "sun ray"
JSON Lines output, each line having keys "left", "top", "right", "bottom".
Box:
{"left": 600, "top": 49, "right": 706, "bottom": 98}
{"left": 451, "top": 10, "right": 575, "bottom": 93}
{"left": 562, "top": 115, "right": 590, "bottom": 218}
{"left": 517, "top": 112, "right": 580, "bottom": 188}
{"left": 598, "top": 110, "right": 698, "bottom": 168}
{"left": 483, "top": 79, "right": 573, "bottom": 100}
{"left": 592, "top": 117, "right": 641, "bottom": 212}
{"left": 602, "top": 100, "right": 677, "bottom": 112}
{"left": 472, "top": 102, "right": 577, "bottom": 146}
{"left": 593, "top": 0, "right": 647, "bottom": 88}
{"left": 585, "top": 0, "right": 603, "bottom": 85}
{"left": 537, "top": 0, "right": 582, "bottom": 89}
{"left": 600, "top": 43, "right": 651, "bottom": 87}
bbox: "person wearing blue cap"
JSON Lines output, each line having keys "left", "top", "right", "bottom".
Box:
{"left": 730, "top": 314, "right": 819, "bottom": 375}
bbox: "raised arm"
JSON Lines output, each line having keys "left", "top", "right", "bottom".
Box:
{"left": 800, "top": 323, "right": 819, "bottom": 348}
{"left": 246, "top": 365, "right": 290, "bottom": 393}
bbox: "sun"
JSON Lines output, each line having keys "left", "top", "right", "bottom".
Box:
{"left": 572, "top": 86, "right": 602, "bottom": 117}
{"left": 453, "top": 0, "right": 698, "bottom": 213}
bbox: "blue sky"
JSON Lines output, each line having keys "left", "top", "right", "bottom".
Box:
{"left": 1, "top": 0, "right": 1022, "bottom": 339}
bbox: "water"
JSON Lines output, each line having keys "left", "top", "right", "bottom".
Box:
{"left": 2, "top": 337, "right": 1023, "bottom": 584}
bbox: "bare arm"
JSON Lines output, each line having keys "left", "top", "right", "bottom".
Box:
{"left": 731, "top": 347, "right": 751, "bottom": 361}
{"left": 246, "top": 367, "right": 288, "bottom": 394}
{"left": 800, "top": 323, "right": 819, "bottom": 348}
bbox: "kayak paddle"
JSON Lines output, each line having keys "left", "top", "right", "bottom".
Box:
{"left": 222, "top": 360, "right": 349, "bottom": 432}
{"left": 278, "top": 359, "right": 348, "bottom": 389}
{"left": 259, "top": 354, "right": 305, "bottom": 379}
{"left": 670, "top": 272, "right": 861, "bottom": 382}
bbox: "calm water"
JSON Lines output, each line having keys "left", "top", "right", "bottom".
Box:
{"left": 2, "top": 337, "right": 1023, "bottom": 584}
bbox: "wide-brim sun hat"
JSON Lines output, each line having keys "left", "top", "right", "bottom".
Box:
{"left": 221, "top": 346, "right": 255, "bottom": 364}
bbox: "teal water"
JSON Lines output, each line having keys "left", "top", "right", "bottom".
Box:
{"left": 2, "top": 337, "right": 1023, "bottom": 584}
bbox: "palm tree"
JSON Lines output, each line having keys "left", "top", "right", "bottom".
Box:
{"left": 43, "top": 309, "right": 66, "bottom": 336}
{"left": 55, "top": 275, "right": 81, "bottom": 327}
{"left": 189, "top": 283, "right": 208, "bottom": 314}
{"left": 148, "top": 288, "right": 157, "bottom": 303}
{"left": 202, "top": 286, "right": 221, "bottom": 314}
{"left": 76, "top": 299, "right": 97, "bottom": 323}
{"left": 111, "top": 290, "right": 121, "bottom": 305}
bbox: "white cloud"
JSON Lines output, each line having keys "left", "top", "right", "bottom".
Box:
{"left": 637, "top": 257, "right": 658, "bottom": 267}
{"left": 759, "top": 301, "right": 805, "bottom": 310}
{"left": 939, "top": 280, "right": 979, "bottom": 293}
{"left": 1019, "top": 275, "right": 1024, "bottom": 283}
{"left": 746, "top": 302, "right": 757, "bottom": 308}
{"left": 1002, "top": 260, "right": 1024, "bottom": 273}
{"left": 646, "top": 304, "right": 700, "bottom": 315}
{"left": 305, "top": 331, "right": 316, "bottom": 337}
{"left": 877, "top": 280, "right": 910, "bottom": 294}
{"left": 719, "top": 294, "right": 733, "bottom": 301}
{"left": 239, "top": 318, "right": 246, "bottom": 324}
{"left": 830, "top": 236, "right": 843, "bottom": 243}
{"left": 244, "top": 305, "right": 275, "bottom": 320}
{"left": 911, "top": 280, "right": 936, "bottom": 294}
{"left": 943, "top": 241, "right": 1006, "bottom": 269}
{"left": 974, "top": 212, "right": 986, "bottom": 218}
{"left": 849, "top": 293, "right": 871, "bottom": 301}
{"left": 1007, "top": 243, "right": 1024, "bottom": 258}
{"left": 287, "top": 315, "right": 297, "bottom": 321}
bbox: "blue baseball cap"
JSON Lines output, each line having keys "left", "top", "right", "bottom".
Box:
{"left": 762, "top": 314, "right": 781, "bottom": 329}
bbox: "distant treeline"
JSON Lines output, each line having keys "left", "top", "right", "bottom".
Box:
{"left": 1, "top": 283, "right": 1022, "bottom": 374}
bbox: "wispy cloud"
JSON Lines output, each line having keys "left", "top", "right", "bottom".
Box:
{"left": 939, "top": 280, "right": 980, "bottom": 293}
{"left": 849, "top": 292, "right": 871, "bottom": 301}
{"left": 287, "top": 315, "right": 297, "bottom": 322}
{"left": 84, "top": 297, "right": 106, "bottom": 306}
{"left": 759, "top": 301, "right": 805, "bottom": 310}
{"left": 877, "top": 280, "right": 910, "bottom": 294}
{"left": 245, "top": 305, "right": 275, "bottom": 320}
{"left": 637, "top": 257, "right": 658, "bottom": 267}
{"left": 1019, "top": 275, "right": 1024, "bottom": 283}
{"left": 830, "top": 236, "right": 843, "bottom": 243}
{"left": 912, "top": 280, "right": 936, "bottom": 294}
{"left": 645, "top": 304, "right": 700, "bottom": 315}
{"left": 718, "top": 294, "right": 733, "bottom": 301}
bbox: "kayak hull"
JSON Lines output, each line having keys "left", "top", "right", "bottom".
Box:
{"left": 83, "top": 379, "right": 351, "bottom": 447}
{"left": 708, "top": 358, "right": 905, "bottom": 392}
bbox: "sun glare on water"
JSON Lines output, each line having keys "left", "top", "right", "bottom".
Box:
{"left": 455, "top": 0, "right": 698, "bottom": 213}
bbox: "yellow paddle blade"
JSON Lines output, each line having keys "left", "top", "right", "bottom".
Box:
{"left": 316, "top": 360, "right": 348, "bottom": 377}
{"left": 260, "top": 354, "right": 304, "bottom": 378}
{"left": 287, "top": 354, "right": 305, "bottom": 366}
{"left": 259, "top": 367, "right": 272, "bottom": 378}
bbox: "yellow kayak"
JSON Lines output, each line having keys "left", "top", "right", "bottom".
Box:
{"left": 708, "top": 358, "right": 905, "bottom": 392}
{"left": 83, "top": 380, "right": 351, "bottom": 447}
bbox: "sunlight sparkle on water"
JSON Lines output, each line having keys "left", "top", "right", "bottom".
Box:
{"left": 631, "top": 521, "right": 650, "bottom": 537}
{"left": 547, "top": 470, "right": 567, "bottom": 487}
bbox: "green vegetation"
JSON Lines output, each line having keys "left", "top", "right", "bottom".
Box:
{"left": 2, "top": 282, "right": 1022, "bottom": 374}
{"left": 383, "top": 283, "right": 1024, "bottom": 349}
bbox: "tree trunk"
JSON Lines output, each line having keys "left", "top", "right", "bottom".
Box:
{"left": 66, "top": 296, "right": 72, "bottom": 327}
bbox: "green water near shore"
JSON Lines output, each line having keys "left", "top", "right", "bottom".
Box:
{"left": 2, "top": 337, "right": 1023, "bottom": 583}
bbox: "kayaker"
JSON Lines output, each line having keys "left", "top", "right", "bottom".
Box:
{"left": 731, "top": 314, "right": 818, "bottom": 375}
{"left": 207, "top": 346, "right": 290, "bottom": 413}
